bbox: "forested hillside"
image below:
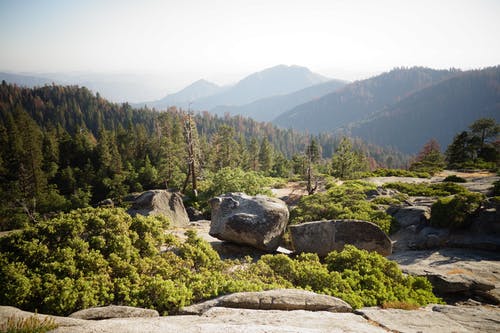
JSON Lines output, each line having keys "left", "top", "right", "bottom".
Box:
{"left": 274, "top": 67, "right": 458, "bottom": 132}
{"left": 0, "top": 82, "right": 407, "bottom": 229}
{"left": 348, "top": 67, "right": 500, "bottom": 153}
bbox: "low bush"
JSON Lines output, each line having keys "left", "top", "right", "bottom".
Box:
{"left": 360, "top": 168, "right": 431, "bottom": 179}
{"left": 0, "top": 207, "right": 441, "bottom": 315}
{"left": 198, "top": 167, "right": 273, "bottom": 198}
{"left": 383, "top": 182, "right": 468, "bottom": 197}
{"left": 430, "top": 192, "right": 485, "bottom": 229}
{"left": 290, "top": 181, "right": 393, "bottom": 234}
{"left": 442, "top": 175, "right": 467, "bottom": 183}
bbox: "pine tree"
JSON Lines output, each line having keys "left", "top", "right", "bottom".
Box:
{"left": 331, "top": 137, "right": 367, "bottom": 179}
{"left": 259, "top": 138, "right": 274, "bottom": 174}
{"left": 248, "top": 137, "right": 260, "bottom": 171}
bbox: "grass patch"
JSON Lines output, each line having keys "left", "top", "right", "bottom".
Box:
{"left": 0, "top": 315, "right": 58, "bottom": 333}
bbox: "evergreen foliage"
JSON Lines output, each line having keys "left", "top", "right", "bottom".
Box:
{"left": 290, "top": 181, "right": 393, "bottom": 233}
{"left": 0, "top": 208, "right": 441, "bottom": 315}
{"left": 445, "top": 118, "right": 499, "bottom": 170}
{"left": 0, "top": 83, "right": 407, "bottom": 229}
{"left": 331, "top": 137, "right": 369, "bottom": 179}
{"left": 430, "top": 192, "right": 485, "bottom": 229}
{"left": 383, "top": 182, "right": 468, "bottom": 197}
{"left": 409, "top": 139, "right": 445, "bottom": 175}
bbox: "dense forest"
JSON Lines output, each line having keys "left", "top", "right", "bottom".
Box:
{"left": 0, "top": 82, "right": 408, "bottom": 229}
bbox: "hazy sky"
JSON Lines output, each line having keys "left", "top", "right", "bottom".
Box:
{"left": 1, "top": 0, "right": 499, "bottom": 92}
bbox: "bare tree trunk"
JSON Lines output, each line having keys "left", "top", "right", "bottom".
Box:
{"left": 182, "top": 114, "right": 198, "bottom": 198}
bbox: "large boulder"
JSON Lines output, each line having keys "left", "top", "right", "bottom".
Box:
{"left": 290, "top": 220, "right": 392, "bottom": 256}
{"left": 69, "top": 305, "right": 159, "bottom": 320}
{"left": 209, "top": 193, "right": 289, "bottom": 252}
{"left": 181, "top": 289, "right": 352, "bottom": 314}
{"left": 387, "top": 205, "right": 430, "bottom": 228}
{"left": 127, "top": 189, "right": 189, "bottom": 227}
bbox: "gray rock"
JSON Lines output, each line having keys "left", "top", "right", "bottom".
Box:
{"left": 69, "top": 305, "right": 159, "bottom": 319}
{"left": 209, "top": 193, "right": 289, "bottom": 252}
{"left": 389, "top": 248, "right": 500, "bottom": 303}
{"left": 186, "top": 206, "right": 205, "bottom": 221}
{"left": 289, "top": 220, "right": 392, "bottom": 256}
{"left": 388, "top": 205, "right": 430, "bottom": 228}
{"left": 52, "top": 308, "right": 387, "bottom": 333}
{"left": 357, "top": 306, "right": 470, "bottom": 333}
{"left": 365, "top": 187, "right": 400, "bottom": 200}
{"left": 128, "top": 189, "right": 189, "bottom": 227}
{"left": 97, "top": 198, "right": 114, "bottom": 207}
{"left": 182, "top": 289, "right": 352, "bottom": 314}
{"left": 0, "top": 306, "right": 86, "bottom": 327}
{"left": 432, "top": 305, "right": 500, "bottom": 333}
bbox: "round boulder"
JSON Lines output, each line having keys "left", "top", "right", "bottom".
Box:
{"left": 209, "top": 193, "right": 289, "bottom": 252}
{"left": 290, "top": 219, "right": 392, "bottom": 256}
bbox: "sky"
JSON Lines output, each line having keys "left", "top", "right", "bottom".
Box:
{"left": 0, "top": 0, "right": 499, "bottom": 96}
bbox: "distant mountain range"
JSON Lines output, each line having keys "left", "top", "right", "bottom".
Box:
{"left": 211, "top": 78, "right": 347, "bottom": 122}
{"left": 0, "top": 72, "right": 169, "bottom": 102}
{"left": 347, "top": 67, "right": 500, "bottom": 152}
{"left": 136, "top": 79, "right": 226, "bottom": 110}
{"left": 274, "top": 66, "right": 500, "bottom": 153}
{"left": 0, "top": 72, "right": 56, "bottom": 87}
{"left": 140, "top": 65, "right": 335, "bottom": 119}
{"left": 4, "top": 65, "right": 498, "bottom": 155}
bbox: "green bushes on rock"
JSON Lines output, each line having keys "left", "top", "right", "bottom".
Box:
{"left": 290, "top": 181, "right": 393, "bottom": 234}
{"left": 442, "top": 175, "right": 467, "bottom": 183}
{"left": 361, "top": 168, "right": 431, "bottom": 178}
{"left": 0, "top": 207, "right": 440, "bottom": 315}
{"left": 257, "top": 246, "right": 441, "bottom": 309}
{"left": 383, "top": 182, "right": 468, "bottom": 197}
{"left": 430, "top": 192, "right": 484, "bottom": 229}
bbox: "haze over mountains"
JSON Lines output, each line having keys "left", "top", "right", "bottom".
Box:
{"left": 274, "top": 66, "right": 500, "bottom": 153}
{"left": 2, "top": 64, "right": 498, "bottom": 155}
{"left": 0, "top": 72, "right": 170, "bottom": 102}
{"left": 140, "top": 65, "right": 333, "bottom": 114}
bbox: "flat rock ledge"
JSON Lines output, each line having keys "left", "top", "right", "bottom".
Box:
{"left": 180, "top": 289, "right": 353, "bottom": 314}
{"left": 69, "top": 305, "right": 159, "bottom": 320}
{"left": 2, "top": 304, "right": 499, "bottom": 333}
{"left": 357, "top": 304, "right": 500, "bottom": 333}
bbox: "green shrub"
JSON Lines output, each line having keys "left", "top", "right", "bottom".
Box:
{"left": 442, "top": 175, "right": 467, "bottom": 183}
{"left": 0, "top": 315, "right": 58, "bottom": 333}
{"left": 0, "top": 207, "right": 441, "bottom": 315}
{"left": 290, "top": 181, "right": 393, "bottom": 234}
{"left": 361, "top": 168, "right": 431, "bottom": 178}
{"left": 371, "top": 196, "right": 403, "bottom": 206}
{"left": 430, "top": 192, "right": 484, "bottom": 229}
{"left": 383, "top": 182, "right": 468, "bottom": 197}
{"left": 255, "top": 246, "right": 441, "bottom": 309}
{"left": 199, "top": 167, "right": 273, "bottom": 198}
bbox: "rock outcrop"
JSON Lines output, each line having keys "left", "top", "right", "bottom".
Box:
{"left": 289, "top": 220, "right": 392, "bottom": 256}
{"left": 388, "top": 205, "right": 430, "bottom": 228}
{"left": 69, "top": 305, "right": 159, "bottom": 320}
{"left": 209, "top": 193, "right": 289, "bottom": 252}
{"left": 3, "top": 303, "right": 499, "bottom": 333}
{"left": 389, "top": 248, "right": 500, "bottom": 304}
{"left": 181, "top": 289, "right": 352, "bottom": 314}
{"left": 357, "top": 304, "right": 500, "bottom": 333}
{"left": 127, "top": 189, "right": 189, "bottom": 227}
